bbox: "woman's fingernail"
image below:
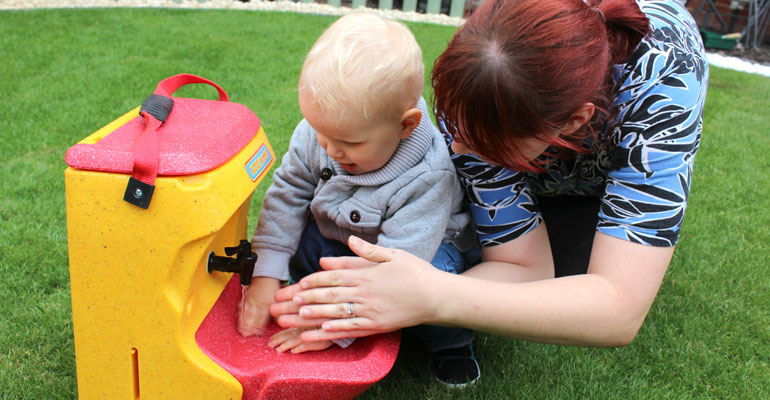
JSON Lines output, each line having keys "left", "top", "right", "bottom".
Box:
{"left": 293, "top": 296, "right": 303, "bottom": 305}
{"left": 322, "top": 322, "right": 331, "bottom": 330}
{"left": 300, "top": 281, "right": 309, "bottom": 289}
{"left": 300, "top": 308, "right": 311, "bottom": 318}
{"left": 349, "top": 235, "right": 362, "bottom": 247}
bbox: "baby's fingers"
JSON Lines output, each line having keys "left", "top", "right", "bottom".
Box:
{"left": 299, "top": 327, "right": 385, "bottom": 342}
{"left": 268, "top": 328, "right": 302, "bottom": 351}
{"left": 290, "top": 340, "right": 334, "bottom": 354}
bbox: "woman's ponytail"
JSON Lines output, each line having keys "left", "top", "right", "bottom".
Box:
{"left": 591, "top": 0, "right": 650, "bottom": 64}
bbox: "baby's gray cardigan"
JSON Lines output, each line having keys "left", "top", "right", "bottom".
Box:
{"left": 251, "top": 98, "right": 474, "bottom": 280}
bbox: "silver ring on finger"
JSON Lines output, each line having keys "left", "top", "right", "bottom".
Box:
{"left": 346, "top": 302, "right": 356, "bottom": 318}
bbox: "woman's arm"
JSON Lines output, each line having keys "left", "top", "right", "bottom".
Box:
{"left": 463, "top": 222, "right": 554, "bottom": 283}
{"left": 431, "top": 229, "right": 673, "bottom": 346}
{"left": 270, "top": 227, "right": 673, "bottom": 347}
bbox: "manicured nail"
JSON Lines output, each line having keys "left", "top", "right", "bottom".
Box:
{"left": 349, "top": 236, "right": 362, "bottom": 247}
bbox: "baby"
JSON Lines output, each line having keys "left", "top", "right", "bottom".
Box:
{"left": 237, "top": 13, "right": 474, "bottom": 356}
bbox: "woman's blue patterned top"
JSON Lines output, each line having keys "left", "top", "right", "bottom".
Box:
{"left": 447, "top": 0, "right": 708, "bottom": 247}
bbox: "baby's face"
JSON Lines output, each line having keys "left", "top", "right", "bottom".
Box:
{"left": 300, "top": 92, "right": 404, "bottom": 175}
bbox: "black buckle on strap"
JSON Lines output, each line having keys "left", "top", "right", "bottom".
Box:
{"left": 139, "top": 94, "right": 174, "bottom": 122}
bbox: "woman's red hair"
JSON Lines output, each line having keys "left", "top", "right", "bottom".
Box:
{"left": 432, "top": 0, "right": 650, "bottom": 172}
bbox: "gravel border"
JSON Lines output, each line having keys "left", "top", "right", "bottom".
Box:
{"left": 706, "top": 52, "right": 770, "bottom": 78}
{"left": 3, "top": 0, "right": 768, "bottom": 78}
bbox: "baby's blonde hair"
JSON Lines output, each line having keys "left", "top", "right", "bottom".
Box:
{"left": 299, "top": 13, "right": 425, "bottom": 123}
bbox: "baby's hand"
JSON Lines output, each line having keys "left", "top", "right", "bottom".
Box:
{"left": 268, "top": 327, "right": 334, "bottom": 354}
{"left": 237, "top": 277, "right": 281, "bottom": 337}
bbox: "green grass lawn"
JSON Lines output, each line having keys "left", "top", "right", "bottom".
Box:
{"left": 1, "top": 7, "right": 769, "bottom": 400}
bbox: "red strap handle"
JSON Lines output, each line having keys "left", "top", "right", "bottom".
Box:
{"left": 125, "top": 74, "right": 229, "bottom": 208}
{"left": 154, "top": 73, "right": 229, "bottom": 102}
{"left": 131, "top": 112, "right": 162, "bottom": 185}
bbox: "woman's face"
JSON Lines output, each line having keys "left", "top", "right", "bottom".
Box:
{"left": 450, "top": 133, "right": 551, "bottom": 167}
{"left": 446, "top": 102, "right": 596, "bottom": 170}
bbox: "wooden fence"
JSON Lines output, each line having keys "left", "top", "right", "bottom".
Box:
{"left": 297, "top": 0, "right": 471, "bottom": 18}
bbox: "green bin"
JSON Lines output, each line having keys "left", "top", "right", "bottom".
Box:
{"left": 700, "top": 29, "right": 738, "bottom": 50}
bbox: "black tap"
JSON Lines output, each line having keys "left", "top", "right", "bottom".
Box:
{"left": 207, "top": 240, "right": 256, "bottom": 286}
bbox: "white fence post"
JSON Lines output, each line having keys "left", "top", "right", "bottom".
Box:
{"left": 286, "top": 0, "right": 472, "bottom": 16}
{"left": 426, "top": 0, "right": 441, "bottom": 14}
{"left": 449, "top": 0, "right": 465, "bottom": 17}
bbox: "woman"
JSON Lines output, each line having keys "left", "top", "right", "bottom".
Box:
{"left": 269, "top": 0, "right": 708, "bottom": 385}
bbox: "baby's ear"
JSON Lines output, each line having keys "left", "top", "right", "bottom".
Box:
{"left": 399, "top": 108, "right": 422, "bottom": 139}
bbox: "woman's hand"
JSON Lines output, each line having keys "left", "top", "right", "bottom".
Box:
{"left": 269, "top": 236, "right": 442, "bottom": 342}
